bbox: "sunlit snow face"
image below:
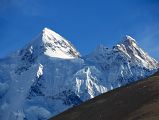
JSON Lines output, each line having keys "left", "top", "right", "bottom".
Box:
{"left": 25, "top": 28, "right": 80, "bottom": 59}
{"left": 41, "top": 28, "right": 80, "bottom": 59}
{"left": 125, "top": 35, "right": 138, "bottom": 48}
{"left": 131, "top": 41, "right": 137, "bottom": 47}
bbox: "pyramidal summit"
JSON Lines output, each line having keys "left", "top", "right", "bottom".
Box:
{"left": 0, "top": 28, "right": 158, "bottom": 120}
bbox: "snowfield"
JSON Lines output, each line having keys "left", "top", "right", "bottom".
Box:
{"left": 0, "top": 28, "right": 158, "bottom": 120}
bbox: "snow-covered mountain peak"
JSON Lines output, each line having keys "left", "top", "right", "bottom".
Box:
{"left": 41, "top": 27, "right": 80, "bottom": 59}
{"left": 20, "top": 28, "right": 80, "bottom": 59}
{"left": 114, "top": 35, "right": 159, "bottom": 69}
{"left": 92, "top": 35, "right": 137, "bottom": 55}
{"left": 42, "top": 27, "right": 64, "bottom": 42}
{"left": 85, "top": 35, "right": 158, "bottom": 70}
{"left": 125, "top": 35, "right": 136, "bottom": 42}
{"left": 120, "top": 35, "right": 137, "bottom": 47}
{"left": 114, "top": 35, "right": 138, "bottom": 51}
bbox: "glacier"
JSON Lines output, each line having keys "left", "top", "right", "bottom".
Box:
{"left": 0, "top": 28, "right": 158, "bottom": 120}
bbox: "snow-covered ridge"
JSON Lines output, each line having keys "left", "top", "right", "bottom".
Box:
{"left": 0, "top": 28, "right": 158, "bottom": 120}
{"left": 85, "top": 35, "right": 158, "bottom": 70}
{"left": 115, "top": 35, "right": 158, "bottom": 69}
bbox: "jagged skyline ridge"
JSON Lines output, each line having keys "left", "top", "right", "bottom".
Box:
{"left": 0, "top": 0, "right": 159, "bottom": 60}
{"left": 0, "top": 27, "right": 158, "bottom": 120}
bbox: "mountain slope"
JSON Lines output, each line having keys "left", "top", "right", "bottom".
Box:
{"left": 51, "top": 71, "right": 159, "bottom": 120}
{"left": 0, "top": 28, "right": 158, "bottom": 120}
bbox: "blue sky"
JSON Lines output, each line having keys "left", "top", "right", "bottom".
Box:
{"left": 0, "top": 0, "right": 159, "bottom": 60}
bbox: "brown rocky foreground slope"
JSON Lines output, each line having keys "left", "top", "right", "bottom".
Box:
{"left": 50, "top": 71, "right": 159, "bottom": 120}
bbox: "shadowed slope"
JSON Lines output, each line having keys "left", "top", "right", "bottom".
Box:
{"left": 51, "top": 71, "right": 159, "bottom": 120}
